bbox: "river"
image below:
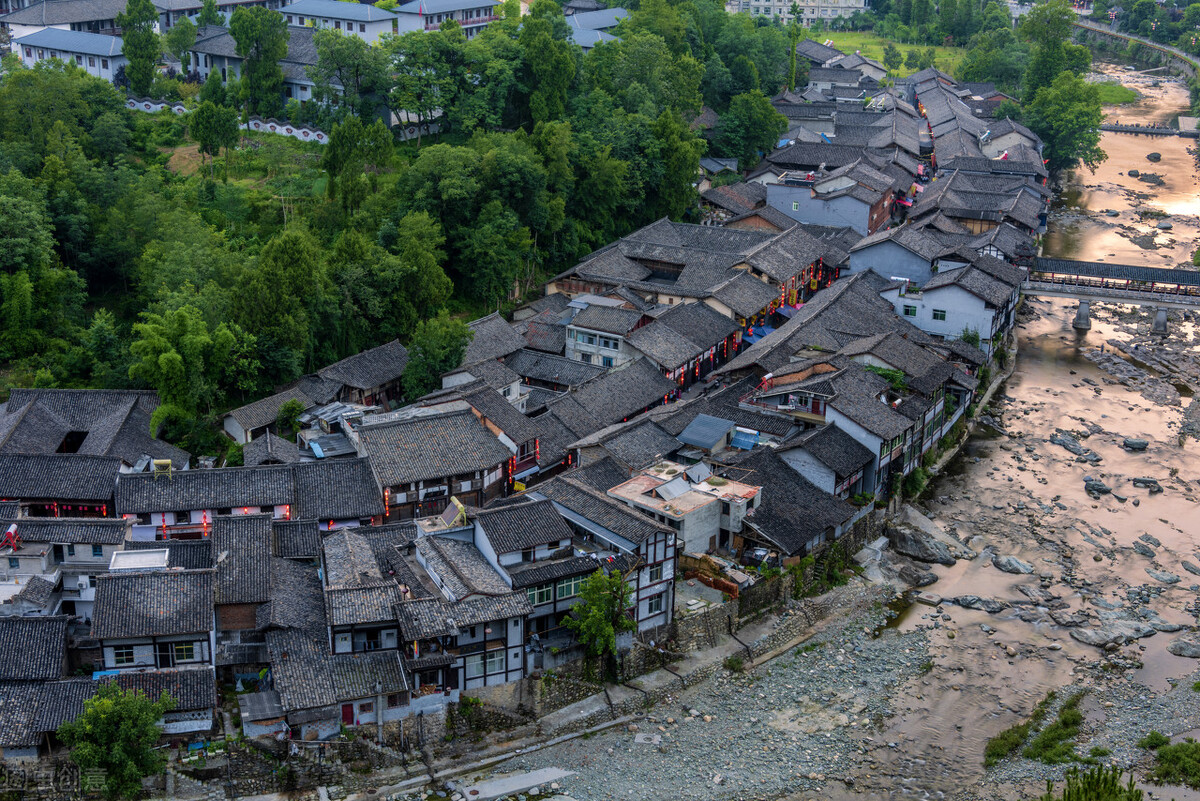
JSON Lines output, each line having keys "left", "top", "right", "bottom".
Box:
{"left": 831, "top": 62, "right": 1200, "bottom": 800}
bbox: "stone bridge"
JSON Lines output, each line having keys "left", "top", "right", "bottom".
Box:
{"left": 1073, "top": 19, "right": 1200, "bottom": 79}
{"left": 1024, "top": 257, "right": 1200, "bottom": 334}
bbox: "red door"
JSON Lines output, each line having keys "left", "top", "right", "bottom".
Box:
{"left": 341, "top": 704, "right": 354, "bottom": 725}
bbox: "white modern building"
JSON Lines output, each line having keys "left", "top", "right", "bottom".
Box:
{"left": 14, "top": 28, "right": 125, "bottom": 79}
{"left": 281, "top": 0, "right": 404, "bottom": 41}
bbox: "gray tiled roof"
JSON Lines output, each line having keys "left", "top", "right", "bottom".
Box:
{"left": 654, "top": 376, "right": 796, "bottom": 439}
{"left": 464, "top": 313, "right": 527, "bottom": 366}
{"left": 110, "top": 666, "right": 216, "bottom": 711}
{"left": 529, "top": 410, "right": 582, "bottom": 468}
{"left": 225, "top": 386, "right": 314, "bottom": 432}
{"left": 795, "top": 39, "right": 845, "bottom": 64}
{"left": 593, "top": 420, "right": 679, "bottom": 470}
{"left": 317, "top": 339, "right": 409, "bottom": 392}
{"left": 553, "top": 358, "right": 675, "bottom": 429}
{"left": 13, "top": 28, "right": 122, "bottom": 56}
{"left": 0, "top": 453, "right": 120, "bottom": 502}
{"left": 458, "top": 383, "right": 538, "bottom": 444}
{"left": 416, "top": 536, "right": 513, "bottom": 599}
{"left": 92, "top": 569, "right": 215, "bottom": 639}
{"left": 213, "top": 515, "right": 271, "bottom": 605}
{"left": 923, "top": 264, "right": 1013, "bottom": 307}
{"left": 0, "top": 682, "right": 55, "bottom": 747}
{"left": 322, "top": 528, "right": 384, "bottom": 588}
{"left": 569, "top": 457, "right": 629, "bottom": 492}
{"left": 506, "top": 555, "right": 598, "bottom": 589}
{"left": 709, "top": 273, "right": 780, "bottom": 317}
{"left": 243, "top": 432, "right": 302, "bottom": 466}
{"left": 115, "top": 458, "right": 383, "bottom": 522}
{"left": 701, "top": 182, "right": 766, "bottom": 215}
{"left": 0, "top": 517, "right": 126, "bottom": 545}
{"left": 126, "top": 539, "right": 214, "bottom": 569}
{"left": 258, "top": 557, "right": 323, "bottom": 631}
{"left": 272, "top": 519, "right": 320, "bottom": 560}
{"left": 523, "top": 318, "right": 567, "bottom": 354}
{"left": 0, "top": 389, "right": 187, "bottom": 466}
{"left": 504, "top": 349, "right": 605, "bottom": 388}
{"left": 787, "top": 423, "right": 874, "bottom": 478}
{"left": 534, "top": 475, "right": 671, "bottom": 546}
{"left": 453, "top": 358, "right": 522, "bottom": 393}
{"left": 11, "top": 576, "right": 56, "bottom": 609}
{"left": 355, "top": 410, "right": 511, "bottom": 488}
{"left": 1, "top": 0, "right": 129, "bottom": 27}
{"left": 0, "top": 616, "right": 66, "bottom": 680}
{"left": 477, "top": 498, "right": 573, "bottom": 556}
{"left": 734, "top": 447, "right": 856, "bottom": 556}
{"left": 569, "top": 305, "right": 645, "bottom": 336}
{"left": 626, "top": 322, "right": 701, "bottom": 371}
{"left": 658, "top": 301, "right": 739, "bottom": 351}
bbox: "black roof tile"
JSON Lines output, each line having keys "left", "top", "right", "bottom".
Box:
{"left": 92, "top": 569, "right": 215, "bottom": 639}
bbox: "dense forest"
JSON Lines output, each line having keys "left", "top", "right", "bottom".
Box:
{"left": 0, "top": 0, "right": 803, "bottom": 455}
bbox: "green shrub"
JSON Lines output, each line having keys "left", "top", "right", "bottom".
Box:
{"left": 1148, "top": 739, "right": 1200, "bottom": 788}
{"left": 902, "top": 467, "right": 929, "bottom": 499}
{"left": 984, "top": 691, "right": 1056, "bottom": 768}
{"left": 1023, "top": 692, "right": 1086, "bottom": 764}
{"left": 723, "top": 655, "right": 745, "bottom": 673}
{"left": 1036, "top": 765, "right": 1144, "bottom": 801}
{"left": 1139, "top": 731, "right": 1170, "bottom": 750}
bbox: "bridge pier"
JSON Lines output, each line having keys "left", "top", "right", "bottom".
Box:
{"left": 1153, "top": 308, "right": 1169, "bottom": 336}
{"left": 1073, "top": 300, "right": 1091, "bottom": 331}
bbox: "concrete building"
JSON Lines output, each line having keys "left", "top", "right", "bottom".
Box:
{"left": 281, "top": 0, "right": 402, "bottom": 41}
{"left": 13, "top": 27, "right": 123, "bottom": 78}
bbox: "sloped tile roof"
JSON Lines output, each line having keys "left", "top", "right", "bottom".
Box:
{"left": 92, "top": 569, "right": 215, "bottom": 639}
{"left": 126, "top": 539, "right": 214, "bottom": 569}
{"left": 0, "top": 453, "right": 120, "bottom": 502}
{"left": 416, "top": 536, "right": 513, "bottom": 599}
{"left": 570, "top": 306, "right": 645, "bottom": 336}
{"left": 0, "top": 517, "right": 126, "bottom": 545}
{"left": 243, "top": 432, "right": 302, "bottom": 466}
{"left": 317, "top": 339, "right": 409, "bottom": 392}
{"left": 626, "top": 322, "right": 701, "bottom": 371}
{"left": 504, "top": 350, "right": 605, "bottom": 388}
{"left": 0, "top": 616, "right": 66, "bottom": 680}
{"left": 535, "top": 475, "right": 670, "bottom": 546}
{"left": 356, "top": 410, "right": 511, "bottom": 488}
{"left": 213, "top": 515, "right": 271, "bottom": 605}
{"left": 569, "top": 456, "right": 629, "bottom": 492}
{"left": 477, "top": 498, "right": 573, "bottom": 555}
{"left": 555, "top": 359, "right": 675, "bottom": 429}
{"left": 658, "top": 301, "right": 739, "bottom": 351}
{"left": 272, "top": 519, "right": 320, "bottom": 560}
{"left": 786, "top": 423, "right": 874, "bottom": 479}
{"left": 506, "top": 555, "right": 598, "bottom": 589}
{"left": 225, "top": 387, "right": 315, "bottom": 432}
{"left": 291, "top": 458, "right": 384, "bottom": 521}
{"left": 464, "top": 313, "right": 527, "bottom": 366}
{"left": 593, "top": 420, "right": 679, "bottom": 470}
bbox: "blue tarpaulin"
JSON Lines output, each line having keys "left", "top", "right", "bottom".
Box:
{"left": 730, "top": 430, "right": 759, "bottom": 450}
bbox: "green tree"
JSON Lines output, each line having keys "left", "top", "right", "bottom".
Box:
{"left": 385, "top": 29, "right": 459, "bottom": 146}
{"left": 882, "top": 41, "right": 903, "bottom": 73}
{"left": 164, "top": 17, "right": 197, "bottom": 65}
{"left": 1026, "top": 70, "right": 1105, "bottom": 172}
{"left": 198, "top": 70, "right": 226, "bottom": 105}
{"left": 230, "top": 6, "right": 290, "bottom": 117}
{"left": 0, "top": 193, "right": 56, "bottom": 274}
{"left": 89, "top": 111, "right": 131, "bottom": 163}
{"left": 716, "top": 90, "right": 787, "bottom": 170}
{"left": 189, "top": 100, "right": 238, "bottom": 179}
{"left": 117, "top": 0, "right": 161, "bottom": 97}
{"left": 519, "top": 7, "right": 575, "bottom": 126}
{"left": 196, "top": 0, "right": 222, "bottom": 27}
{"left": 322, "top": 114, "right": 393, "bottom": 211}
{"left": 564, "top": 568, "right": 636, "bottom": 682}
{"left": 401, "top": 310, "right": 473, "bottom": 399}
{"left": 649, "top": 109, "right": 705, "bottom": 219}
{"left": 309, "top": 28, "right": 388, "bottom": 119}
{"left": 275, "top": 398, "right": 306, "bottom": 437}
{"left": 58, "top": 683, "right": 176, "bottom": 801}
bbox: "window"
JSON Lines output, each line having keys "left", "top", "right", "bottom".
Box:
{"left": 485, "top": 649, "right": 505, "bottom": 674}
{"left": 75, "top": 55, "right": 82, "bottom": 65}
{"left": 648, "top": 564, "right": 663, "bottom": 583}
{"left": 7, "top": 558, "right": 17, "bottom": 570}
{"left": 89, "top": 575, "right": 97, "bottom": 588}
{"left": 359, "top": 701, "right": 372, "bottom": 713}
{"left": 136, "top": 513, "right": 152, "bottom": 526}
{"left": 556, "top": 575, "right": 583, "bottom": 599}
{"left": 601, "top": 356, "right": 614, "bottom": 368}
{"left": 24, "top": 48, "right": 30, "bottom": 57}
{"left": 902, "top": 305, "right": 917, "bottom": 317}
{"left": 468, "top": 625, "right": 477, "bottom": 638}
{"left": 286, "top": 14, "right": 292, "bottom": 21}
{"left": 92, "top": 544, "right": 103, "bottom": 558}
{"left": 647, "top": 593, "right": 664, "bottom": 614}
{"left": 113, "top": 646, "right": 134, "bottom": 665}
{"left": 465, "top": 653, "right": 484, "bottom": 678}
{"left": 88, "top": 56, "right": 95, "bottom": 66}
{"left": 721, "top": 501, "right": 731, "bottom": 515}
{"left": 527, "top": 584, "right": 553, "bottom": 605}
{"left": 598, "top": 336, "right": 619, "bottom": 350}
{"left": 67, "top": 544, "right": 75, "bottom": 557}
{"left": 579, "top": 353, "right": 592, "bottom": 364}
{"left": 521, "top": 548, "right": 534, "bottom": 563}
{"left": 298, "top": 15, "right": 305, "bottom": 23}
{"left": 387, "top": 692, "right": 407, "bottom": 708}
{"left": 101, "top": 59, "right": 108, "bottom": 69}
{"left": 174, "top": 642, "right": 195, "bottom": 662}
{"left": 359, "top": 22, "right": 366, "bottom": 31}
{"left": 175, "top": 510, "right": 191, "bottom": 524}
{"left": 217, "top": 508, "right": 232, "bottom": 515}
{"left": 792, "top": 201, "right": 800, "bottom": 211}
{"left": 932, "top": 309, "right": 947, "bottom": 321}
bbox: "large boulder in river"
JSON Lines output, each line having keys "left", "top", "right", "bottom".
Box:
{"left": 887, "top": 526, "right": 956, "bottom": 566}
{"left": 1123, "top": 438, "right": 1149, "bottom": 451}
{"left": 954, "top": 596, "right": 1010, "bottom": 614}
{"left": 1128, "top": 168, "right": 1140, "bottom": 177}
{"left": 1146, "top": 152, "right": 1162, "bottom": 162}
{"left": 898, "top": 563, "right": 939, "bottom": 587}
{"left": 993, "top": 554, "right": 1035, "bottom": 575}
{"left": 1069, "top": 620, "right": 1157, "bottom": 648}
{"left": 1168, "top": 634, "right": 1200, "bottom": 658}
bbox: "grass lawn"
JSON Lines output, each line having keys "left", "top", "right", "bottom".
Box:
{"left": 1092, "top": 81, "right": 1140, "bottom": 105}
{"left": 813, "top": 31, "right": 968, "bottom": 78}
